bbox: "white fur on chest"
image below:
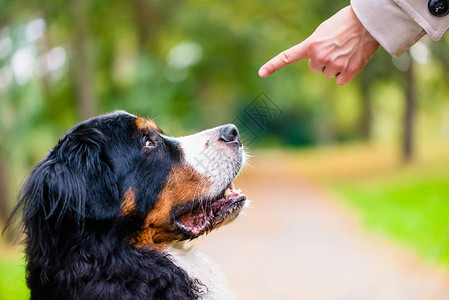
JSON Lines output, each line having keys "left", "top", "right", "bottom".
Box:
{"left": 165, "top": 242, "right": 234, "bottom": 300}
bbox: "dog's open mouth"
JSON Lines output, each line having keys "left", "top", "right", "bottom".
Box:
{"left": 173, "top": 183, "right": 246, "bottom": 237}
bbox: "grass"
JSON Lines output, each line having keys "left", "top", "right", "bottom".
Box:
{"left": 287, "top": 140, "right": 449, "bottom": 269}
{"left": 0, "top": 242, "right": 28, "bottom": 300}
{"left": 333, "top": 172, "right": 449, "bottom": 268}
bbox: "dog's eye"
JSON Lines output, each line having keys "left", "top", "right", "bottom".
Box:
{"left": 143, "top": 136, "right": 155, "bottom": 148}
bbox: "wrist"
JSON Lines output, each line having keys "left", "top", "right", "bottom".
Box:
{"left": 350, "top": 0, "right": 425, "bottom": 56}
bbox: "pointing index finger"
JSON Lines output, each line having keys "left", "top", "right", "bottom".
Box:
{"left": 259, "top": 41, "right": 309, "bottom": 78}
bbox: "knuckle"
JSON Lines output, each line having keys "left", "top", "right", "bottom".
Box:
{"left": 339, "top": 73, "right": 354, "bottom": 85}
{"left": 304, "top": 42, "right": 318, "bottom": 57}
{"left": 332, "top": 61, "right": 345, "bottom": 71}
{"left": 306, "top": 40, "right": 318, "bottom": 51}
{"left": 346, "top": 64, "right": 361, "bottom": 75}
{"left": 336, "top": 77, "right": 347, "bottom": 85}
{"left": 281, "top": 51, "right": 292, "bottom": 64}
{"left": 308, "top": 60, "right": 320, "bottom": 73}
{"left": 315, "top": 54, "right": 329, "bottom": 65}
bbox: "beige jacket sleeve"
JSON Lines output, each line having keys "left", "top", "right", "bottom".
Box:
{"left": 351, "top": 0, "right": 449, "bottom": 56}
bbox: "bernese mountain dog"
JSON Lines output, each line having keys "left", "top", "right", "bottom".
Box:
{"left": 9, "top": 111, "right": 247, "bottom": 300}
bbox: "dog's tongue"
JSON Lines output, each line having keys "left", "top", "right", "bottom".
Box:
{"left": 174, "top": 185, "right": 244, "bottom": 237}
{"left": 175, "top": 207, "right": 212, "bottom": 236}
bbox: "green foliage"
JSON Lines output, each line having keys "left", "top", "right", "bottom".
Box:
{"left": 1, "top": 0, "right": 448, "bottom": 161}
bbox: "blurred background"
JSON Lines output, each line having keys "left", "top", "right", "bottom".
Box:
{"left": 1, "top": 0, "right": 449, "bottom": 299}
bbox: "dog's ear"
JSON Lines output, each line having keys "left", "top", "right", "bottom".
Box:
{"left": 22, "top": 124, "right": 119, "bottom": 224}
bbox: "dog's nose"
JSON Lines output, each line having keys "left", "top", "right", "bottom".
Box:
{"left": 219, "top": 124, "right": 241, "bottom": 144}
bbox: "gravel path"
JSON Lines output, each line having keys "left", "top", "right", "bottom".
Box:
{"left": 192, "top": 153, "right": 449, "bottom": 300}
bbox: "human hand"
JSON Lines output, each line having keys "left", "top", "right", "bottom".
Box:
{"left": 259, "top": 6, "right": 379, "bottom": 85}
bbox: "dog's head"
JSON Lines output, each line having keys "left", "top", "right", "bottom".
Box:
{"left": 19, "top": 111, "right": 247, "bottom": 248}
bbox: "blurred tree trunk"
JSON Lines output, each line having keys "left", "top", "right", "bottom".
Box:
{"left": 0, "top": 156, "right": 11, "bottom": 239}
{"left": 73, "top": 0, "right": 96, "bottom": 120}
{"left": 315, "top": 95, "right": 336, "bottom": 144}
{"left": 39, "top": 19, "right": 52, "bottom": 101}
{"left": 132, "top": 0, "right": 165, "bottom": 55}
{"left": 359, "top": 78, "right": 373, "bottom": 141}
{"left": 133, "top": 0, "right": 152, "bottom": 54}
{"left": 403, "top": 61, "right": 415, "bottom": 163}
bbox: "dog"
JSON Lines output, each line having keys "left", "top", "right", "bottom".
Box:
{"left": 10, "top": 111, "right": 247, "bottom": 300}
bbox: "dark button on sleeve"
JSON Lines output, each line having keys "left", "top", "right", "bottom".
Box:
{"left": 429, "top": 0, "right": 449, "bottom": 17}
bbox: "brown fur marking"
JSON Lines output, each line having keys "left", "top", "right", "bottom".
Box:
{"left": 121, "top": 188, "right": 136, "bottom": 215}
{"left": 135, "top": 118, "right": 160, "bottom": 132}
{"left": 131, "top": 164, "right": 209, "bottom": 248}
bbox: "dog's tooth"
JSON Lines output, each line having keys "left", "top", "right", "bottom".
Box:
{"left": 224, "top": 188, "right": 232, "bottom": 196}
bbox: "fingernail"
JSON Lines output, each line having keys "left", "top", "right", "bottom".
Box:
{"left": 259, "top": 69, "right": 268, "bottom": 77}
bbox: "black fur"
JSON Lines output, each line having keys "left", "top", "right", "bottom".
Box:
{"left": 7, "top": 112, "right": 203, "bottom": 300}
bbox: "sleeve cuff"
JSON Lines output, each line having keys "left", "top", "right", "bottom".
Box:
{"left": 393, "top": 0, "right": 449, "bottom": 41}
{"left": 351, "top": 0, "right": 425, "bottom": 56}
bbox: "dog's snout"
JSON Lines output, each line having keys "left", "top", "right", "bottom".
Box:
{"left": 219, "top": 124, "right": 241, "bottom": 145}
